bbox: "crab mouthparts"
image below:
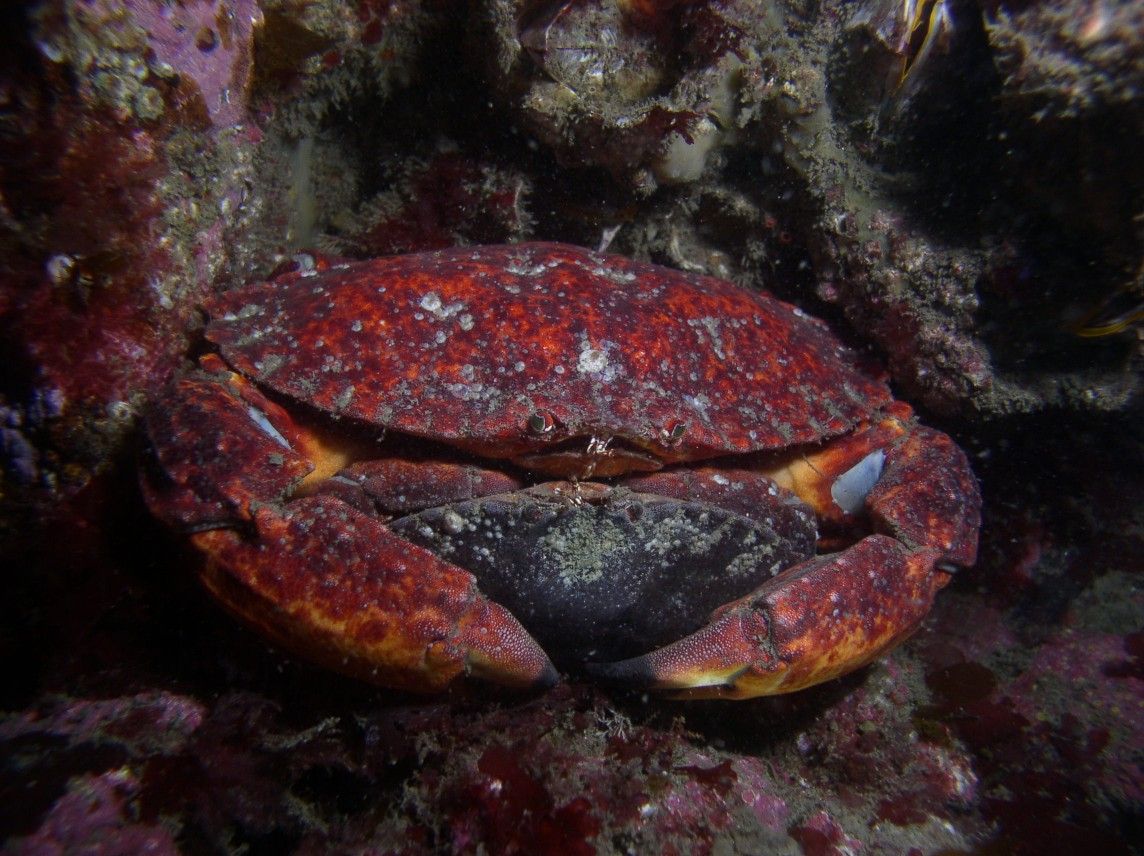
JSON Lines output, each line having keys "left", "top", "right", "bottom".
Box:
{"left": 512, "top": 435, "right": 666, "bottom": 479}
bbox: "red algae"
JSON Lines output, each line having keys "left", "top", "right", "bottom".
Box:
{"left": 449, "top": 744, "right": 602, "bottom": 855}
{"left": 789, "top": 810, "right": 863, "bottom": 856}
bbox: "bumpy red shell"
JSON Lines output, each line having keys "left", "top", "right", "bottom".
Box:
{"left": 205, "top": 242, "right": 891, "bottom": 462}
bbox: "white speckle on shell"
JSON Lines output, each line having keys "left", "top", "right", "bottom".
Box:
{"left": 442, "top": 510, "right": 466, "bottom": 535}
{"left": 578, "top": 347, "right": 609, "bottom": 375}
{"left": 335, "top": 385, "right": 355, "bottom": 411}
{"left": 683, "top": 393, "right": 711, "bottom": 421}
{"left": 245, "top": 406, "right": 290, "bottom": 449}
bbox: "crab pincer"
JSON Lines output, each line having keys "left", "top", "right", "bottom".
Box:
{"left": 142, "top": 357, "right": 557, "bottom": 692}
{"left": 592, "top": 406, "right": 981, "bottom": 698}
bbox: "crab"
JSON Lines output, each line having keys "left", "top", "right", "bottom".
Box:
{"left": 141, "top": 242, "right": 980, "bottom": 699}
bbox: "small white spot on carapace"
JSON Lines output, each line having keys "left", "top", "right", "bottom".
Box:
{"left": 505, "top": 261, "right": 549, "bottom": 277}
{"left": 442, "top": 510, "right": 466, "bottom": 534}
{"left": 221, "top": 303, "right": 261, "bottom": 323}
{"left": 351, "top": 319, "right": 363, "bottom": 332}
{"left": 578, "top": 348, "right": 608, "bottom": 375}
{"left": 684, "top": 394, "right": 711, "bottom": 420}
{"left": 698, "top": 316, "right": 726, "bottom": 359}
{"left": 711, "top": 473, "right": 730, "bottom": 485}
{"left": 335, "top": 385, "right": 355, "bottom": 411}
{"left": 554, "top": 365, "right": 565, "bottom": 375}
{"left": 419, "top": 292, "right": 470, "bottom": 325}
{"left": 831, "top": 449, "right": 886, "bottom": 514}
{"left": 245, "top": 406, "right": 290, "bottom": 449}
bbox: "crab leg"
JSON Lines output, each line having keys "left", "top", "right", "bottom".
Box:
{"left": 142, "top": 359, "right": 556, "bottom": 692}
{"left": 593, "top": 408, "right": 981, "bottom": 699}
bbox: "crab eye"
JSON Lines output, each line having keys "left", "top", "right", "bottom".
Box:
{"left": 528, "top": 411, "right": 555, "bottom": 435}
{"left": 662, "top": 421, "right": 687, "bottom": 446}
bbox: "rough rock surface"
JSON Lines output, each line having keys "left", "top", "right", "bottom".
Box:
{"left": 1, "top": 0, "right": 1140, "bottom": 852}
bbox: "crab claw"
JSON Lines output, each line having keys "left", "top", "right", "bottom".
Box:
{"left": 193, "top": 498, "right": 558, "bottom": 692}
{"left": 591, "top": 536, "right": 941, "bottom": 698}
{"left": 143, "top": 362, "right": 556, "bottom": 693}
{"left": 593, "top": 409, "right": 981, "bottom": 699}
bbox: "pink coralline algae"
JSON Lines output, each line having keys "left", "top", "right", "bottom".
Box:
{"left": 0, "top": 692, "right": 206, "bottom": 755}
{"left": 7, "top": 770, "right": 178, "bottom": 856}
{"left": 0, "top": 0, "right": 264, "bottom": 503}
{"left": 733, "top": 758, "right": 791, "bottom": 832}
{"left": 1006, "top": 632, "right": 1144, "bottom": 809}
{"left": 917, "top": 590, "right": 1144, "bottom": 855}
{"left": 98, "top": 0, "right": 261, "bottom": 128}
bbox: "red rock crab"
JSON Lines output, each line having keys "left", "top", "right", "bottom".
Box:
{"left": 142, "top": 242, "right": 980, "bottom": 698}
